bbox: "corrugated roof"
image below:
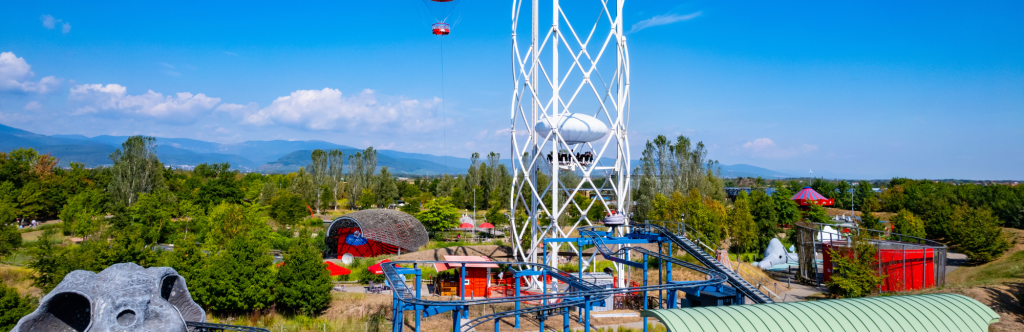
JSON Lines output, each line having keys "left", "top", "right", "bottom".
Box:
{"left": 641, "top": 293, "right": 998, "bottom": 332}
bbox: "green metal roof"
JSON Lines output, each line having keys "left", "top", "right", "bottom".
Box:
{"left": 641, "top": 293, "right": 999, "bottom": 332}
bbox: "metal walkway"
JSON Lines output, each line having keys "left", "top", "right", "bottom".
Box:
{"left": 637, "top": 223, "right": 774, "bottom": 304}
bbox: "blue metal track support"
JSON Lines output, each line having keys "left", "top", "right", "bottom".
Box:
{"left": 514, "top": 275, "right": 520, "bottom": 328}
{"left": 643, "top": 253, "right": 648, "bottom": 332}
{"left": 414, "top": 264, "right": 422, "bottom": 332}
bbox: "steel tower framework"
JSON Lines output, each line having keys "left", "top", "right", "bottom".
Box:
{"left": 509, "top": 0, "right": 631, "bottom": 283}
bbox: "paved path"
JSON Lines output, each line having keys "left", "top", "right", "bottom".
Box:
{"left": 945, "top": 252, "right": 967, "bottom": 275}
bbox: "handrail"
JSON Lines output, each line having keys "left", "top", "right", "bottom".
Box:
{"left": 672, "top": 220, "right": 791, "bottom": 302}
{"left": 634, "top": 223, "right": 773, "bottom": 304}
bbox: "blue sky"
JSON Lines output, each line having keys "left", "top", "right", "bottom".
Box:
{"left": 1, "top": 1, "right": 1021, "bottom": 179}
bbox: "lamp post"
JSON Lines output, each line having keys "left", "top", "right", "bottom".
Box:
{"left": 473, "top": 187, "right": 477, "bottom": 242}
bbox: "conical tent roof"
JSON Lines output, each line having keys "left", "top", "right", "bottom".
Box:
{"left": 791, "top": 187, "right": 834, "bottom": 206}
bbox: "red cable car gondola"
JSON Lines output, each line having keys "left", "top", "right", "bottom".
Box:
{"left": 432, "top": 22, "right": 450, "bottom": 35}
{"left": 423, "top": 0, "right": 461, "bottom": 35}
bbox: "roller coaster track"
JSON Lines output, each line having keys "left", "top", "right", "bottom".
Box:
{"left": 381, "top": 224, "right": 746, "bottom": 331}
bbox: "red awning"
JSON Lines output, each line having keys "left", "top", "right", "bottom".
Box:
{"left": 478, "top": 223, "right": 494, "bottom": 229}
{"left": 459, "top": 223, "right": 475, "bottom": 228}
{"left": 434, "top": 255, "right": 500, "bottom": 272}
{"left": 324, "top": 261, "right": 351, "bottom": 276}
{"left": 368, "top": 259, "right": 392, "bottom": 275}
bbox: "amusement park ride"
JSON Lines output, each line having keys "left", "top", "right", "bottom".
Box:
{"left": 382, "top": 1, "right": 777, "bottom": 332}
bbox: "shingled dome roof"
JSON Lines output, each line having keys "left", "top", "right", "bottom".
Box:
{"left": 326, "top": 209, "right": 429, "bottom": 255}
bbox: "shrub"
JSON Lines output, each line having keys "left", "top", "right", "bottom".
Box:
{"left": 825, "top": 235, "right": 884, "bottom": 298}
{"left": 890, "top": 209, "right": 925, "bottom": 238}
{"left": 0, "top": 282, "right": 36, "bottom": 331}
{"left": 948, "top": 206, "right": 1010, "bottom": 263}
{"left": 276, "top": 229, "right": 333, "bottom": 315}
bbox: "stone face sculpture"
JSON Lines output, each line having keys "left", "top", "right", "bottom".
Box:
{"left": 10, "top": 263, "right": 205, "bottom": 332}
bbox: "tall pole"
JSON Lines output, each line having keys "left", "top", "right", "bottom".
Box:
{"left": 549, "top": 0, "right": 560, "bottom": 269}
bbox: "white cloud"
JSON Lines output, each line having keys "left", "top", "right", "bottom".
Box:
{"left": 224, "top": 51, "right": 237, "bottom": 56}
{"left": 69, "top": 83, "right": 220, "bottom": 123}
{"left": 216, "top": 102, "right": 259, "bottom": 118}
{"left": 40, "top": 15, "right": 56, "bottom": 29}
{"left": 628, "top": 11, "right": 701, "bottom": 34}
{"left": 0, "top": 52, "right": 62, "bottom": 94}
{"left": 244, "top": 88, "right": 443, "bottom": 132}
{"left": 742, "top": 138, "right": 776, "bottom": 151}
{"left": 40, "top": 15, "right": 70, "bottom": 33}
{"left": 742, "top": 138, "right": 817, "bottom": 159}
{"left": 24, "top": 101, "right": 41, "bottom": 111}
{"left": 474, "top": 130, "right": 488, "bottom": 140}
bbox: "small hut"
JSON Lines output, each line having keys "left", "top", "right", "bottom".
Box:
{"left": 434, "top": 256, "right": 499, "bottom": 298}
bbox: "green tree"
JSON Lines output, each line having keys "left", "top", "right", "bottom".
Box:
{"left": 375, "top": 167, "right": 399, "bottom": 207}
{"left": 417, "top": 197, "right": 460, "bottom": 238}
{"left": 890, "top": 209, "right": 926, "bottom": 238}
{"left": 123, "top": 191, "right": 175, "bottom": 244}
{"left": 191, "top": 231, "right": 276, "bottom": 312}
{"left": 825, "top": 234, "right": 885, "bottom": 298}
{"left": 59, "top": 189, "right": 106, "bottom": 238}
{"left": 309, "top": 149, "right": 329, "bottom": 214}
{"left": 400, "top": 199, "right": 421, "bottom": 215}
{"left": 0, "top": 202, "right": 21, "bottom": 257}
{"left": 108, "top": 135, "right": 162, "bottom": 207}
{"left": 749, "top": 190, "right": 780, "bottom": 253}
{"left": 485, "top": 205, "right": 506, "bottom": 227}
{"left": 0, "top": 282, "right": 36, "bottom": 331}
{"left": 290, "top": 168, "right": 317, "bottom": 208}
{"left": 358, "top": 188, "right": 375, "bottom": 210}
{"left": 948, "top": 206, "right": 1010, "bottom": 263}
{"left": 854, "top": 180, "right": 877, "bottom": 212}
{"left": 772, "top": 187, "right": 801, "bottom": 229}
{"left": 276, "top": 229, "right": 333, "bottom": 315}
{"left": 804, "top": 203, "right": 831, "bottom": 224}
{"left": 727, "top": 191, "right": 758, "bottom": 253}
{"left": 28, "top": 228, "right": 64, "bottom": 293}
{"left": 270, "top": 191, "right": 308, "bottom": 226}
{"left": 103, "top": 224, "right": 161, "bottom": 268}
{"left": 346, "top": 148, "right": 377, "bottom": 209}
{"left": 206, "top": 203, "right": 270, "bottom": 248}
{"left": 167, "top": 234, "right": 205, "bottom": 283}
{"left": 859, "top": 208, "right": 883, "bottom": 232}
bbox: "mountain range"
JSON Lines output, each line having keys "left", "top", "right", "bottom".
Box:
{"left": 1, "top": 123, "right": 794, "bottom": 178}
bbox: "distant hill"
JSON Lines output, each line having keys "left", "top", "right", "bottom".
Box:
{"left": 1, "top": 123, "right": 799, "bottom": 177}
{"left": 719, "top": 164, "right": 793, "bottom": 179}
{"left": 0, "top": 123, "right": 475, "bottom": 174}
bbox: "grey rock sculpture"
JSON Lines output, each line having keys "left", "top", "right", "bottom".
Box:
{"left": 10, "top": 263, "right": 205, "bottom": 332}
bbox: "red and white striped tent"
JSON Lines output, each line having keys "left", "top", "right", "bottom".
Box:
{"left": 791, "top": 187, "right": 834, "bottom": 206}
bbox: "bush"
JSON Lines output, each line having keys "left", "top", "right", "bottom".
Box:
{"left": 890, "top": 209, "right": 925, "bottom": 238}
{"left": 948, "top": 206, "right": 1011, "bottom": 263}
{"left": 825, "top": 235, "right": 884, "bottom": 298}
{"left": 270, "top": 191, "right": 308, "bottom": 226}
{"left": 191, "top": 231, "right": 276, "bottom": 313}
{"left": 276, "top": 229, "right": 333, "bottom": 315}
{"left": 0, "top": 282, "right": 36, "bottom": 331}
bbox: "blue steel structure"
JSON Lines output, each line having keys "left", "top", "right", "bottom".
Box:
{"left": 381, "top": 223, "right": 773, "bottom": 332}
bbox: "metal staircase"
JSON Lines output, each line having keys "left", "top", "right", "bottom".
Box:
{"left": 640, "top": 224, "right": 774, "bottom": 304}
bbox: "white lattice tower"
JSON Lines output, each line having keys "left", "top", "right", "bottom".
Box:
{"left": 509, "top": 0, "right": 631, "bottom": 285}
